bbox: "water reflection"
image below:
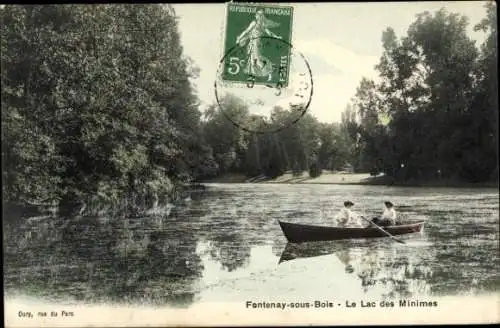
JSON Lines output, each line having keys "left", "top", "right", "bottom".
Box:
{"left": 3, "top": 184, "right": 499, "bottom": 307}
{"left": 278, "top": 241, "right": 436, "bottom": 299}
{"left": 206, "top": 239, "right": 252, "bottom": 273}
{"left": 4, "top": 213, "right": 204, "bottom": 307}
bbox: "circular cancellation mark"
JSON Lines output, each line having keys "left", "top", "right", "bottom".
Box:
{"left": 214, "top": 36, "right": 313, "bottom": 134}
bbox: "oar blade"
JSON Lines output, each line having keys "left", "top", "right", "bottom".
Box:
{"left": 360, "top": 216, "right": 406, "bottom": 244}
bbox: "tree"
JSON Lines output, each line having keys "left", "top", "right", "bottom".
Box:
{"left": 350, "top": 6, "right": 495, "bottom": 183}
{"left": 202, "top": 93, "right": 250, "bottom": 174}
{"left": 1, "top": 4, "right": 210, "bottom": 213}
{"left": 468, "top": 2, "right": 498, "bottom": 182}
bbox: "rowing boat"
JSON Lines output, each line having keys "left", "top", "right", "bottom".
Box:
{"left": 278, "top": 220, "right": 425, "bottom": 244}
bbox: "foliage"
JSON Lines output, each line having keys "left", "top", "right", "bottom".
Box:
{"left": 349, "top": 5, "right": 498, "bottom": 183}
{"left": 308, "top": 161, "right": 322, "bottom": 178}
{"left": 201, "top": 98, "right": 356, "bottom": 179}
{"left": 2, "top": 4, "right": 496, "bottom": 215}
{"left": 1, "top": 4, "right": 215, "bottom": 211}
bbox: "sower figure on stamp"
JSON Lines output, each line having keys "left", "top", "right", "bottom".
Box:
{"left": 236, "top": 9, "right": 282, "bottom": 81}
{"left": 371, "top": 201, "right": 398, "bottom": 227}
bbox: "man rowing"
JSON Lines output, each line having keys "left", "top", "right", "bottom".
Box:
{"left": 370, "top": 201, "right": 397, "bottom": 227}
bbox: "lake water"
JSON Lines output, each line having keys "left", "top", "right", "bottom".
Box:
{"left": 3, "top": 183, "right": 500, "bottom": 307}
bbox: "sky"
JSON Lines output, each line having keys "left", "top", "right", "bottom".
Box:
{"left": 175, "top": 1, "right": 490, "bottom": 123}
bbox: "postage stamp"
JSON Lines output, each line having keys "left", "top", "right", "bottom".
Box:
{"left": 221, "top": 3, "right": 294, "bottom": 87}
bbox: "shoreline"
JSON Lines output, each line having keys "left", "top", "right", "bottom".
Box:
{"left": 5, "top": 175, "right": 497, "bottom": 219}
{"left": 201, "top": 172, "right": 499, "bottom": 189}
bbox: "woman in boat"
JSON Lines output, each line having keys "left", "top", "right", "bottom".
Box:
{"left": 371, "top": 201, "right": 397, "bottom": 226}
{"left": 336, "top": 201, "right": 363, "bottom": 227}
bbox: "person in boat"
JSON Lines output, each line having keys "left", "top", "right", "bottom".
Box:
{"left": 371, "top": 201, "right": 397, "bottom": 226}
{"left": 336, "top": 201, "right": 362, "bottom": 227}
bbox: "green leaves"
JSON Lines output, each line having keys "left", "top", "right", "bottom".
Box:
{"left": 350, "top": 4, "right": 497, "bottom": 183}
{"left": 201, "top": 94, "right": 357, "bottom": 178}
{"left": 2, "top": 4, "right": 206, "bottom": 209}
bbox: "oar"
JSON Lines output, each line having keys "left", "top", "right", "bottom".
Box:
{"left": 360, "top": 216, "right": 406, "bottom": 244}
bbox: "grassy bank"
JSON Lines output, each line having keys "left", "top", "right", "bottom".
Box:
{"left": 203, "top": 171, "right": 498, "bottom": 188}
{"left": 201, "top": 172, "right": 378, "bottom": 185}
{"left": 201, "top": 173, "right": 249, "bottom": 183}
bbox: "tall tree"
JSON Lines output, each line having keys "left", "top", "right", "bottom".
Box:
{"left": 350, "top": 6, "right": 495, "bottom": 183}
{"left": 202, "top": 93, "right": 249, "bottom": 174}
{"left": 1, "top": 4, "right": 210, "bottom": 212}
{"left": 468, "top": 2, "right": 498, "bottom": 182}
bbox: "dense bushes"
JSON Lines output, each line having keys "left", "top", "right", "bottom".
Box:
{"left": 308, "top": 162, "right": 322, "bottom": 178}
{"left": 1, "top": 4, "right": 215, "bottom": 212}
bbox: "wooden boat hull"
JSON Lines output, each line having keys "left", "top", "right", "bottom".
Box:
{"left": 278, "top": 220, "right": 425, "bottom": 243}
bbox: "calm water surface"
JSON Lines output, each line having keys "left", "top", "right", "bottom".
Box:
{"left": 4, "top": 184, "right": 499, "bottom": 307}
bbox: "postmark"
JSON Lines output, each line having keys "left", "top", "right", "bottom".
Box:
{"left": 215, "top": 4, "right": 313, "bottom": 134}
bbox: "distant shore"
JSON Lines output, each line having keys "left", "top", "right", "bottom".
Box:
{"left": 202, "top": 171, "right": 498, "bottom": 188}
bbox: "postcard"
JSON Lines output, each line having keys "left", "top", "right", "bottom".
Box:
{"left": 3, "top": 1, "right": 499, "bottom": 327}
